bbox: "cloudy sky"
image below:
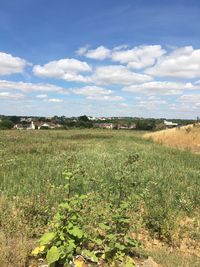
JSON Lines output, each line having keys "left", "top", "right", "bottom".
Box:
{"left": 1, "top": 0, "right": 200, "bottom": 119}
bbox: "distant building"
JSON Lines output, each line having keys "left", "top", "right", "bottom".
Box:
{"left": 20, "top": 117, "right": 33, "bottom": 122}
{"left": 27, "top": 121, "right": 35, "bottom": 130}
{"left": 117, "top": 124, "right": 136, "bottom": 130}
{"left": 14, "top": 121, "right": 62, "bottom": 130}
{"left": 87, "top": 116, "right": 97, "bottom": 121}
{"left": 98, "top": 123, "right": 114, "bottom": 129}
{"left": 164, "top": 120, "right": 178, "bottom": 128}
{"left": 13, "top": 124, "right": 27, "bottom": 130}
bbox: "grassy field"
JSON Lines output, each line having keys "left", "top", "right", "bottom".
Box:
{"left": 0, "top": 129, "right": 200, "bottom": 266}
{"left": 144, "top": 123, "right": 200, "bottom": 153}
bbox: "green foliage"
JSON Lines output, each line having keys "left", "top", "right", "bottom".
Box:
{"left": 32, "top": 159, "right": 139, "bottom": 266}
{"left": 0, "top": 119, "right": 14, "bottom": 129}
{"left": 136, "top": 119, "right": 156, "bottom": 130}
{"left": 47, "top": 246, "right": 60, "bottom": 265}
{"left": 33, "top": 194, "right": 139, "bottom": 265}
{"left": 1, "top": 129, "right": 200, "bottom": 266}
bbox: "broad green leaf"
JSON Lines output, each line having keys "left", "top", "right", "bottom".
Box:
{"left": 46, "top": 246, "right": 60, "bottom": 265}
{"left": 68, "top": 226, "right": 84, "bottom": 239}
{"left": 66, "top": 239, "right": 76, "bottom": 254}
{"left": 82, "top": 249, "right": 98, "bottom": 263}
{"left": 40, "top": 232, "right": 56, "bottom": 246}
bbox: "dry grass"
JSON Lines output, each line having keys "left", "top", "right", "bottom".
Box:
{"left": 144, "top": 123, "right": 200, "bottom": 153}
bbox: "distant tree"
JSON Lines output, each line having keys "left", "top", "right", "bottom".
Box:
{"left": 78, "top": 115, "right": 89, "bottom": 122}
{"left": 38, "top": 117, "right": 46, "bottom": 122}
{"left": 10, "top": 116, "right": 20, "bottom": 124}
{"left": 136, "top": 119, "right": 156, "bottom": 130}
{"left": 0, "top": 120, "right": 14, "bottom": 129}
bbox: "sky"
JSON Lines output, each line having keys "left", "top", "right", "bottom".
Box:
{"left": 1, "top": 0, "right": 200, "bottom": 119}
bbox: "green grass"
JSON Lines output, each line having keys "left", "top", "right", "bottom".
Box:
{"left": 0, "top": 129, "right": 200, "bottom": 266}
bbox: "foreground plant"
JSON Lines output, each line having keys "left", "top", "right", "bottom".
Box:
{"left": 32, "top": 157, "right": 138, "bottom": 266}
{"left": 32, "top": 194, "right": 138, "bottom": 266}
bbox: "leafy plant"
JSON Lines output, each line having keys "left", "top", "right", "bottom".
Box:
{"left": 32, "top": 158, "right": 138, "bottom": 266}
{"left": 32, "top": 194, "right": 138, "bottom": 266}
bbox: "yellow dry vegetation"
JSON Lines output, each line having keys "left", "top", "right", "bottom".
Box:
{"left": 144, "top": 123, "right": 200, "bottom": 153}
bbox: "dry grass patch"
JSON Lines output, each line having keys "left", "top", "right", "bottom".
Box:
{"left": 144, "top": 123, "right": 200, "bottom": 152}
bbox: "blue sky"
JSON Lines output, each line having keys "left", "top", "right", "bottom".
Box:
{"left": 1, "top": 0, "right": 200, "bottom": 118}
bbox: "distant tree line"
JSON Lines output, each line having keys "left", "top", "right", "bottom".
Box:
{"left": 0, "top": 114, "right": 197, "bottom": 130}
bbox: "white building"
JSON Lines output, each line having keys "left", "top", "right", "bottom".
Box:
{"left": 164, "top": 120, "right": 178, "bottom": 128}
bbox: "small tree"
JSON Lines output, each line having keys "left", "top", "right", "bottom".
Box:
{"left": 0, "top": 120, "right": 14, "bottom": 129}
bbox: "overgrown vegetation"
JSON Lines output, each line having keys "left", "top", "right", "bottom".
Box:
{"left": 0, "top": 129, "right": 200, "bottom": 266}
{"left": 144, "top": 122, "right": 200, "bottom": 152}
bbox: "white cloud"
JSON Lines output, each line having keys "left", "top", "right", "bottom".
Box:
{"left": 33, "top": 58, "right": 92, "bottom": 82}
{"left": 87, "top": 95, "right": 124, "bottom": 101}
{"left": 146, "top": 46, "right": 200, "bottom": 78}
{"left": 122, "top": 81, "right": 199, "bottom": 95}
{"left": 76, "top": 45, "right": 90, "bottom": 56}
{"left": 113, "top": 45, "right": 129, "bottom": 51}
{"left": 112, "top": 45, "right": 166, "bottom": 69}
{"left": 48, "top": 98, "right": 64, "bottom": 103}
{"left": 118, "top": 102, "right": 129, "bottom": 107}
{"left": 92, "top": 65, "right": 152, "bottom": 85}
{"left": 71, "top": 85, "right": 123, "bottom": 102}
{"left": 76, "top": 45, "right": 165, "bottom": 68}
{"left": 178, "top": 94, "right": 200, "bottom": 106}
{"left": 36, "top": 94, "right": 48, "bottom": 98}
{"left": 0, "top": 92, "right": 24, "bottom": 99}
{"left": 138, "top": 99, "right": 167, "bottom": 107}
{"left": 83, "top": 46, "right": 110, "bottom": 60}
{"left": 72, "top": 85, "right": 112, "bottom": 96}
{"left": 0, "top": 80, "right": 68, "bottom": 93}
{"left": 0, "top": 52, "right": 28, "bottom": 75}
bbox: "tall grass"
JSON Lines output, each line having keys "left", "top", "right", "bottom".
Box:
{"left": 144, "top": 123, "right": 200, "bottom": 152}
{"left": 0, "top": 129, "right": 200, "bottom": 266}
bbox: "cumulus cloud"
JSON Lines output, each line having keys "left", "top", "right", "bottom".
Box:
{"left": 0, "top": 92, "right": 24, "bottom": 99}
{"left": 48, "top": 98, "right": 64, "bottom": 103}
{"left": 71, "top": 85, "right": 123, "bottom": 102}
{"left": 138, "top": 99, "right": 167, "bottom": 107}
{"left": 83, "top": 46, "right": 110, "bottom": 60}
{"left": 72, "top": 85, "right": 112, "bottom": 96}
{"left": 122, "top": 81, "right": 199, "bottom": 95}
{"left": 87, "top": 95, "right": 124, "bottom": 101}
{"left": 0, "top": 80, "right": 68, "bottom": 93}
{"left": 76, "top": 45, "right": 90, "bottom": 56}
{"left": 0, "top": 52, "right": 28, "bottom": 75}
{"left": 76, "top": 45, "right": 165, "bottom": 68}
{"left": 178, "top": 94, "right": 200, "bottom": 108}
{"left": 112, "top": 45, "right": 166, "bottom": 69}
{"left": 146, "top": 46, "right": 200, "bottom": 78}
{"left": 33, "top": 58, "right": 92, "bottom": 82}
{"left": 92, "top": 65, "right": 152, "bottom": 86}
{"left": 171, "top": 94, "right": 200, "bottom": 113}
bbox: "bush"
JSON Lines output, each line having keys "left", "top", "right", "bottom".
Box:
{"left": 0, "top": 120, "right": 14, "bottom": 129}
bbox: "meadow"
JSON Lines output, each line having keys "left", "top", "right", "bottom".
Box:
{"left": 0, "top": 129, "right": 200, "bottom": 266}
